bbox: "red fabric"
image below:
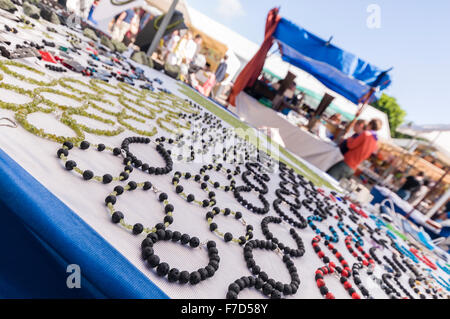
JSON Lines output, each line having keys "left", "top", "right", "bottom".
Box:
{"left": 228, "top": 8, "right": 281, "bottom": 106}
{"left": 343, "top": 131, "right": 379, "bottom": 170}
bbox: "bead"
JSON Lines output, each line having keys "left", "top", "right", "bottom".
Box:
{"left": 111, "top": 211, "right": 123, "bottom": 223}
{"left": 224, "top": 232, "right": 233, "bottom": 242}
{"left": 189, "top": 271, "right": 201, "bottom": 285}
{"left": 168, "top": 268, "right": 180, "bottom": 282}
{"left": 179, "top": 271, "right": 190, "bottom": 284}
{"left": 97, "top": 144, "right": 106, "bottom": 151}
{"left": 142, "top": 247, "right": 154, "bottom": 259}
{"left": 156, "top": 262, "right": 170, "bottom": 276}
{"left": 65, "top": 160, "right": 77, "bottom": 170}
{"left": 180, "top": 233, "right": 190, "bottom": 245}
{"left": 80, "top": 141, "right": 90, "bottom": 150}
{"left": 128, "top": 181, "right": 137, "bottom": 190}
{"left": 133, "top": 223, "right": 144, "bottom": 235}
{"left": 102, "top": 174, "right": 113, "bottom": 184}
{"left": 83, "top": 170, "right": 94, "bottom": 180}
{"left": 147, "top": 254, "right": 160, "bottom": 268}
{"left": 189, "top": 237, "right": 200, "bottom": 248}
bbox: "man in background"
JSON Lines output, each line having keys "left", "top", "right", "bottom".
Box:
{"left": 212, "top": 55, "right": 228, "bottom": 98}
{"left": 326, "top": 118, "right": 382, "bottom": 181}
{"left": 339, "top": 119, "right": 367, "bottom": 155}
{"left": 396, "top": 172, "right": 425, "bottom": 201}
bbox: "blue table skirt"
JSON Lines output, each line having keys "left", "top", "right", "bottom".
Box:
{"left": 0, "top": 149, "right": 168, "bottom": 299}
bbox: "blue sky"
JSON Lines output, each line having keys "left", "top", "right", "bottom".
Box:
{"left": 187, "top": 0, "right": 450, "bottom": 126}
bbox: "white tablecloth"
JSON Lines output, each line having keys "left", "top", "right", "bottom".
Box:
{"left": 231, "top": 93, "right": 344, "bottom": 172}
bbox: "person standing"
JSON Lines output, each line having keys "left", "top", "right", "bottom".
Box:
{"left": 111, "top": 9, "right": 135, "bottom": 42}
{"left": 164, "top": 30, "right": 181, "bottom": 63}
{"left": 212, "top": 55, "right": 228, "bottom": 98}
{"left": 215, "top": 55, "right": 228, "bottom": 84}
{"left": 339, "top": 119, "right": 367, "bottom": 155}
{"left": 396, "top": 172, "right": 425, "bottom": 201}
{"left": 184, "top": 34, "right": 203, "bottom": 65}
{"left": 326, "top": 118, "right": 382, "bottom": 181}
{"left": 410, "top": 179, "right": 431, "bottom": 205}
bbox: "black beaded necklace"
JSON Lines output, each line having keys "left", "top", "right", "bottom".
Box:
{"left": 351, "top": 263, "right": 374, "bottom": 299}
{"left": 233, "top": 185, "right": 270, "bottom": 215}
{"left": 199, "top": 163, "right": 239, "bottom": 193}
{"left": 58, "top": 140, "right": 131, "bottom": 184}
{"left": 226, "top": 276, "right": 272, "bottom": 299}
{"left": 142, "top": 234, "right": 220, "bottom": 285}
{"left": 121, "top": 136, "right": 173, "bottom": 175}
{"left": 243, "top": 239, "right": 300, "bottom": 298}
{"left": 206, "top": 206, "right": 253, "bottom": 245}
{"left": 104, "top": 180, "right": 174, "bottom": 235}
{"left": 241, "top": 170, "right": 269, "bottom": 194}
{"left": 272, "top": 198, "right": 307, "bottom": 229}
{"left": 172, "top": 171, "right": 217, "bottom": 208}
{"left": 261, "top": 216, "right": 305, "bottom": 258}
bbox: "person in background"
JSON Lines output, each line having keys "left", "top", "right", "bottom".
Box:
{"left": 410, "top": 179, "right": 431, "bottom": 206}
{"left": 212, "top": 55, "right": 228, "bottom": 98}
{"left": 139, "top": 9, "right": 152, "bottom": 31}
{"left": 326, "top": 118, "right": 382, "bottom": 181}
{"left": 215, "top": 55, "right": 228, "bottom": 85}
{"left": 164, "top": 30, "right": 181, "bottom": 63}
{"left": 87, "top": 0, "right": 99, "bottom": 25}
{"left": 396, "top": 172, "right": 425, "bottom": 201}
{"left": 108, "top": 13, "right": 120, "bottom": 34}
{"left": 184, "top": 34, "right": 203, "bottom": 65}
{"left": 174, "top": 32, "right": 191, "bottom": 65}
{"left": 123, "top": 8, "right": 141, "bottom": 46}
{"left": 111, "top": 8, "right": 136, "bottom": 42}
{"left": 325, "top": 113, "right": 342, "bottom": 140}
{"left": 339, "top": 119, "right": 367, "bottom": 155}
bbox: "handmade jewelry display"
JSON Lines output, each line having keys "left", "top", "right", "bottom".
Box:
{"left": 1, "top": 6, "right": 448, "bottom": 300}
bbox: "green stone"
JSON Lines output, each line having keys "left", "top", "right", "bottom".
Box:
{"left": 101, "top": 36, "right": 115, "bottom": 51}
{"left": 112, "top": 39, "right": 127, "bottom": 53}
{"left": 23, "top": 2, "right": 40, "bottom": 19}
{"left": 0, "top": 0, "right": 16, "bottom": 13}
{"left": 83, "top": 28, "right": 98, "bottom": 42}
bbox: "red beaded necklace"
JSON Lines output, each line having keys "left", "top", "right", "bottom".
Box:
{"left": 312, "top": 235, "right": 360, "bottom": 299}
{"left": 344, "top": 235, "right": 375, "bottom": 267}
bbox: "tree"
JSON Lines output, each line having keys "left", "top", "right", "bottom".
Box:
{"left": 371, "top": 93, "right": 407, "bottom": 138}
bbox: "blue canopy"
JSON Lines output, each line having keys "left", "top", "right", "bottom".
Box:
{"left": 273, "top": 18, "right": 391, "bottom": 104}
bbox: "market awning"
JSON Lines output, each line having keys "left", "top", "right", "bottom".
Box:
{"left": 228, "top": 9, "right": 392, "bottom": 107}
{"left": 273, "top": 18, "right": 391, "bottom": 105}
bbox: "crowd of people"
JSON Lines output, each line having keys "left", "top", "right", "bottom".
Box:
{"left": 108, "top": 7, "right": 152, "bottom": 46}
{"left": 161, "top": 30, "right": 229, "bottom": 98}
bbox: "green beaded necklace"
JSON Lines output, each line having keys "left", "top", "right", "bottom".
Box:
{"left": 63, "top": 108, "right": 125, "bottom": 137}
{"left": 15, "top": 106, "right": 85, "bottom": 144}
{"left": 118, "top": 95, "right": 156, "bottom": 120}
{"left": 117, "top": 112, "right": 157, "bottom": 137}
{"left": 0, "top": 82, "right": 40, "bottom": 111}
{"left": 0, "top": 60, "right": 57, "bottom": 86}
{"left": 34, "top": 87, "right": 89, "bottom": 111}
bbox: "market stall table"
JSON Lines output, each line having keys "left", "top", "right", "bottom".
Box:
{"left": 0, "top": 4, "right": 448, "bottom": 300}
{"left": 230, "top": 92, "right": 344, "bottom": 172}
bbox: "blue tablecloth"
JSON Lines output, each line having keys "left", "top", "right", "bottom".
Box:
{"left": 0, "top": 149, "right": 168, "bottom": 299}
